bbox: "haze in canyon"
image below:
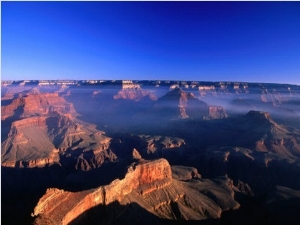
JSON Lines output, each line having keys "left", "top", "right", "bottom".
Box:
{"left": 1, "top": 80, "right": 300, "bottom": 225}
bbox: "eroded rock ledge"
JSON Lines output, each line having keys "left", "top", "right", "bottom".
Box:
{"left": 32, "top": 158, "right": 172, "bottom": 225}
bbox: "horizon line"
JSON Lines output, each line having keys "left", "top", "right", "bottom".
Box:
{"left": 1, "top": 79, "right": 299, "bottom": 86}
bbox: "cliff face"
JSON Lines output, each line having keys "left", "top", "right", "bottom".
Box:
{"left": 32, "top": 158, "right": 172, "bottom": 225}
{"left": 1, "top": 116, "right": 59, "bottom": 167}
{"left": 1, "top": 112, "right": 112, "bottom": 169}
{"left": 1, "top": 89, "right": 114, "bottom": 169}
{"left": 32, "top": 158, "right": 240, "bottom": 225}
{"left": 1, "top": 107, "right": 112, "bottom": 170}
{"left": 1, "top": 92, "right": 77, "bottom": 121}
{"left": 1, "top": 98, "right": 25, "bottom": 120}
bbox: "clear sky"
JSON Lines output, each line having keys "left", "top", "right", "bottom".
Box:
{"left": 1, "top": 1, "right": 300, "bottom": 84}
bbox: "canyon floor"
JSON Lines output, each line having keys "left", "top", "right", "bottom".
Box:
{"left": 2, "top": 80, "right": 300, "bottom": 225}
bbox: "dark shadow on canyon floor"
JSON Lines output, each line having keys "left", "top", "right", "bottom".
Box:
{"left": 68, "top": 201, "right": 221, "bottom": 225}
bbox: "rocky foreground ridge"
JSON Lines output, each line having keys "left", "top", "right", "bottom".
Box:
{"left": 32, "top": 158, "right": 239, "bottom": 225}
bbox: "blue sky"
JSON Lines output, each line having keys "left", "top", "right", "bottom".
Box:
{"left": 2, "top": 1, "right": 300, "bottom": 84}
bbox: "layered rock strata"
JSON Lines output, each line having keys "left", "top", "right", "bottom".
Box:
{"left": 1, "top": 116, "right": 59, "bottom": 167}
{"left": 1, "top": 113, "right": 112, "bottom": 168}
{"left": 32, "top": 159, "right": 240, "bottom": 225}
{"left": 113, "top": 81, "right": 157, "bottom": 101}
{"left": 1, "top": 92, "right": 76, "bottom": 121}
{"left": 1, "top": 89, "right": 113, "bottom": 169}
{"left": 32, "top": 158, "right": 172, "bottom": 225}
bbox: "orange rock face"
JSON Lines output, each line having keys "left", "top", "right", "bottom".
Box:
{"left": 113, "top": 88, "right": 157, "bottom": 101}
{"left": 1, "top": 113, "right": 113, "bottom": 168}
{"left": 1, "top": 116, "right": 59, "bottom": 167}
{"left": 32, "top": 158, "right": 172, "bottom": 225}
{"left": 1, "top": 89, "right": 113, "bottom": 169}
{"left": 205, "top": 105, "right": 228, "bottom": 120}
{"left": 11, "top": 116, "right": 48, "bottom": 130}
{"left": 178, "top": 90, "right": 193, "bottom": 119}
{"left": 136, "top": 159, "right": 172, "bottom": 194}
{"left": 1, "top": 92, "right": 76, "bottom": 121}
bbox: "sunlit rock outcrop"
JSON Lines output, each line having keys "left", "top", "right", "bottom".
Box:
{"left": 113, "top": 80, "right": 157, "bottom": 101}
{"left": 32, "top": 158, "right": 239, "bottom": 225}
{"left": 32, "top": 158, "right": 172, "bottom": 224}
{"left": 1, "top": 92, "right": 77, "bottom": 120}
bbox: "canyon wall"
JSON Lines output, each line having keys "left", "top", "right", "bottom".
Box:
{"left": 1, "top": 92, "right": 77, "bottom": 121}
{"left": 32, "top": 158, "right": 172, "bottom": 225}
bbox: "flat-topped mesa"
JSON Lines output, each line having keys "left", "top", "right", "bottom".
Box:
{"left": 120, "top": 158, "right": 172, "bottom": 196}
{"left": 113, "top": 83, "right": 157, "bottom": 101}
{"left": 32, "top": 158, "right": 172, "bottom": 225}
{"left": 121, "top": 80, "right": 141, "bottom": 89}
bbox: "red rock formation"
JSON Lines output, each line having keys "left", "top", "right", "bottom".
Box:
{"left": 1, "top": 92, "right": 77, "bottom": 121}
{"left": 132, "top": 148, "right": 142, "bottom": 160}
{"left": 1, "top": 88, "right": 114, "bottom": 169}
{"left": 1, "top": 98, "right": 25, "bottom": 120}
{"left": 11, "top": 116, "right": 47, "bottom": 129}
{"left": 1, "top": 116, "right": 59, "bottom": 167}
{"left": 74, "top": 149, "right": 117, "bottom": 171}
{"left": 178, "top": 90, "right": 200, "bottom": 119}
{"left": 113, "top": 88, "right": 157, "bottom": 101}
{"left": 1, "top": 113, "right": 112, "bottom": 168}
{"left": 178, "top": 90, "right": 189, "bottom": 118}
{"left": 32, "top": 158, "right": 172, "bottom": 225}
{"left": 22, "top": 92, "right": 76, "bottom": 117}
{"left": 32, "top": 159, "right": 240, "bottom": 225}
{"left": 204, "top": 105, "right": 228, "bottom": 120}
